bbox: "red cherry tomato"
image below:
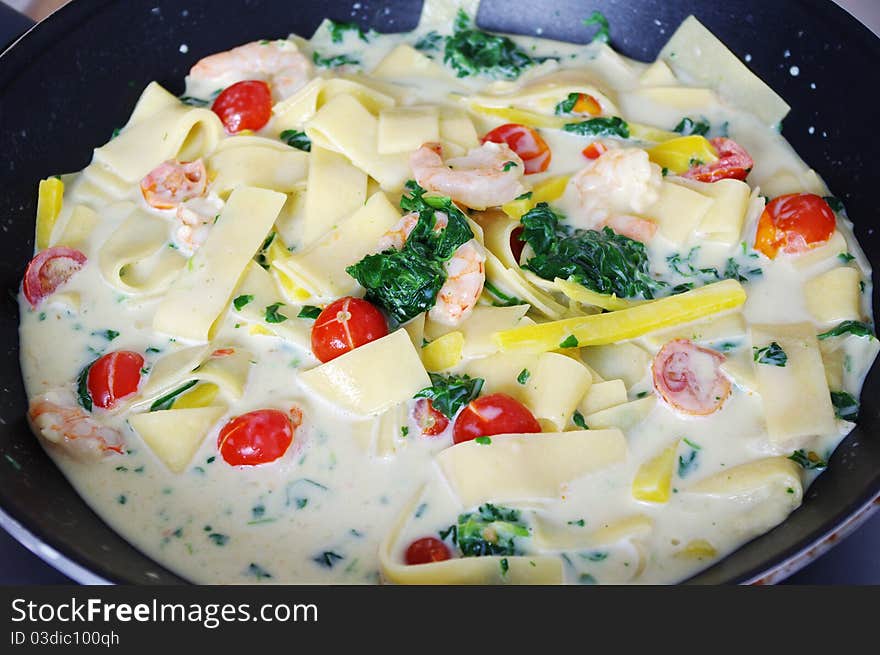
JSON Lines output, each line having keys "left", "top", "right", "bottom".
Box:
{"left": 754, "top": 193, "right": 836, "bottom": 259}
{"left": 87, "top": 351, "right": 145, "bottom": 409}
{"left": 211, "top": 80, "right": 273, "bottom": 134}
{"left": 581, "top": 142, "right": 607, "bottom": 160}
{"left": 412, "top": 399, "right": 449, "bottom": 436}
{"left": 682, "top": 137, "right": 753, "bottom": 183}
{"left": 310, "top": 297, "right": 388, "bottom": 363}
{"left": 509, "top": 225, "right": 526, "bottom": 264}
{"left": 482, "top": 123, "right": 551, "bottom": 174}
{"left": 652, "top": 339, "right": 731, "bottom": 415}
{"left": 22, "top": 246, "right": 87, "bottom": 308}
{"left": 570, "top": 93, "right": 602, "bottom": 116}
{"left": 405, "top": 537, "right": 452, "bottom": 565}
{"left": 453, "top": 393, "right": 541, "bottom": 444}
{"left": 218, "top": 409, "right": 296, "bottom": 466}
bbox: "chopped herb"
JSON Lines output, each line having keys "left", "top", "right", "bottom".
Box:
{"left": 517, "top": 368, "right": 531, "bottom": 385}
{"left": 514, "top": 191, "right": 533, "bottom": 201}
{"left": 150, "top": 380, "right": 198, "bottom": 411}
{"left": 678, "top": 442, "right": 700, "bottom": 478}
{"left": 475, "top": 436, "right": 492, "bottom": 445}
{"left": 581, "top": 551, "right": 608, "bottom": 561}
{"left": 264, "top": 302, "right": 288, "bottom": 324}
{"left": 179, "top": 95, "right": 209, "bottom": 107}
{"left": 444, "top": 10, "right": 536, "bottom": 80}
{"left": 297, "top": 305, "right": 322, "bottom": 320}
{"left": 443, "top": 503, "right": 530, "bottom": 557}
{"left": 786, "top": 487, "right": 795, "bottom": 494}
{"left": 502, "top": 160, "right": 518, "bottom": 172}
{"left": 414, "top": 372, "right": 484, "bottom": 419}
{"left": 414, "top": 30, "right": 443, "bottom": 52}
{"left": 484, "top": 280, "right": 525, "bottom": 307}
{"left": 347, "top": 181, "right": 473, "bottom": 325}
{"left": 688, "top": 157, "right": 705, "bottom": 168}
{"left": 572, "top": 410, "right": 588, "bottom": 429}
{"left": 280, "top": 129, "right": 311, "bottom": 152}
{"left": 559, "top": 335, "right": 579, "bottom": 349}
{"left": 96, "top": 329, "right": 119, "bottom": 341}
{"left": 4, "top": 455, "right": 21, "bottom": 471}
{"left": 254, "top": 232, "right": 276, "bottom": 270}
{"left": 313, "top": 551, "right": 344, "bottom": 568}
{"left": 251, "top": 504, "right": 265, "bottom": 520}
{"left": 753, "top": 342, "right": 787, "bottom": 367}
{"left": 75, "top": 361, "right": 95, "bottom": 411}
{"left": 232, "top": 294, "right": 253, "bottom": 311}
{"left": 37, "top": 312, "right": 47, "bottom": 321}
{"left": 414, "top": 503, "right": 427, "bottom": 518}
{"left": 208, "top": 533, "right": 229, "bottom": 546}
{"left": 582, "top": 10, "right": 611, "bottom": 43}
{"left": 674, "top": 117, "right": 711, "bottom": 136}
{"left": 636, "top": 390, "right": 650, "bottom": 398}
{"left": 831, "top": 390, "right": 859, "bottom": 421}
{"left": 567, "top": 519, "right": 585, "bottom": 527}
{"left": 520, "top": 203, "right": 661, "bottom": 299}
{"left": 312, "top": 51, "right": 360, "bottom": 68}
{"left": 554, "top": 92, "right": 580, "bottom": 115}
{"left": 823, "top": 195, "right": 846, "bottom": 215}
{"left": 661, "top": 167, "right": 670, "bottom": 177}
{"left": 817, "top": 320, "right": 874, "bottom": 340}
{"left": 117, "top": 495, "right": 127, "bottom": 505}
{"left": 563, "top": 116, "right": 630, "bottom": 138}
{"left": 247, "top": 563, "right": 272, "bottom": 580}
{"left": 578, "top": 573, "right": 598, "bottom": 584}
{"left": 500, "top": 558, "right": 509, "bottom": 575}
{"left": 115, "top": 465, "right": 128, "bottom": 472}
{"left": 401, "top": 426, "right": 409, "bottom": 438}
{"left": 327, "top": 19, "right": 367, "bottom": 43}
{"left": 838, "top": 252, "right": 855, "bottom": 263}
{"left": 788, "top": 449, "right": 827, "bottom": 470}
{"left": 110, "top": 127, "right": 121, "bottom": 140}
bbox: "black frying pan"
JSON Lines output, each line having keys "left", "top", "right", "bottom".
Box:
{"left": 0, "top": 0, "right": 878, "bottom": 585}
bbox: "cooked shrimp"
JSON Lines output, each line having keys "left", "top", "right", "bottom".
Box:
{"left": 375, "top": 211, "right": 448, "bottom": 252}
{"left": 429, "top": 240, "right": 486, "bottom": 326}
{"left": 410, "top": 142, "right": 527, "bottom": 210}
{"left": 173, "top": 194, "right": 224, "bottom": 255}
{"left": 189, "top": 39, "right": 312, "bottom": 100}
{"left": 140, "top": 159, "right": 207, "bottom": 210}
{"left": 565, "top": 147, "right": 662, "bottom": 242}
{"left": 29, "top": 390, "right": 124, "bottom": 461}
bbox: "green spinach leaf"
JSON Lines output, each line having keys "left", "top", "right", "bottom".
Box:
{"left": 414, "top": 373, "right": 484, "bottom": 419}
{"left": 563, "top": 116, "right": 629, "bottom": 138}
{"left": 443, "top": 10, "right": 536, "bottom": 79}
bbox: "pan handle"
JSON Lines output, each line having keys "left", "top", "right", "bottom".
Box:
{"left": 0, "top": 3, "right": 36, "bottom": 52}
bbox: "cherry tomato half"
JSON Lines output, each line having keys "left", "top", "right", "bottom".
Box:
{"left": 412, "top": 399, "right": 449, "bottom": 436}
{"left": 571, "top": 93, "right": 602, "bottom": 116}
{"left": 581, "top": 142, "right": 607, "bottom": 160}
{"left": 453, "top": 393, "right": 541, "bottom": 444}
{"left": 754, "top": 193, "right": 836, "bottom": 259}
{"left": 682, "top": 137, "right": 753, "bottom": 183}
{"left": 218, "top": 409, "right": 297, "bottom": 466}
{"left": 405, "top": 537, "right": 452, "bottom": 565}
{"left": 311, "top": 297, "right": 388, "bottom": 363}
{"left": 22, "top": 246, "right": 87, "bottom": 308}
{"left": 652, "top": 339, "right": 730, "bottom": 416}
{"left": 87, "top": 351, "right": 145, "bottom": 409}
{"left": 482, "top": 123, "right": 551, "bottom": 174}
{"left": 211, "top": 80, "right": 273, "bottom": 134}
{"left": 509, "top": 225, "right": 526, "bottom": 264}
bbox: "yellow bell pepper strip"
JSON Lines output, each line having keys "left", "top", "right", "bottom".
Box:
{"left": 468, "top": 103, "right": 569, "bottom": 129}
{"left": 628, "top": 122, "right": 681, "bottom": 144}
{"left": 632, "top": 439, "right": 679, "bottom": 503}
{"left": 421, "top": 331, "right": 465, "bottom": 372}
{"left": 647, "top": 135, "right": 719, "bottom": 174}
{"left": 554, "top": 277, "right": 644, "bottom": 311}
{"left": 502, "top": 175, "right": 570, "bottom": 220}
{"left": 35, "top": 177, "right": 64, "bottom": 250}
{"left": 494, "top": 279, "right": 746, "bottom": 352}
{"left": 173, "top": 382, "right": 220, "bottom": 409}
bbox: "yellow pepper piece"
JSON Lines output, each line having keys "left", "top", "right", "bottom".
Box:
{"left": 469, "top": 104, "right": 568, "bottom": 129}
{"left": 173, "top": 382, "right": 220, "bottom": 409}
{"left": 675, "top": 539, "right": 718, "bottom": 560}
{"left": 554, "top": 278, "right": 643, "bottom": 311}
{"left": 647, "top": 135, "right": 718, "bottom": 174}
{"left": 632, "top": 439, "right": 679, "bottom": 503}
{"left": 502, "top": 175, "right": 570, "bottom": 220}
{"left": 35, "top": 177, "right": 64, "bottom": 250}
{"left": 249, "top": 324, "right": 275, "bottom": 336}
{"left": 628, "top": 122, "right": 680, "bottom": 143}
{"left": 421, "top": 331, "right": 465, "bottom": 371}
{"left": 494, "top": 279, "right": 746, "bottom": 353}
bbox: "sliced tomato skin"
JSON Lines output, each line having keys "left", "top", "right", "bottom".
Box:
{"left": 412, "top": 399, "right": 449, "bottom": 436}
{"left": 581, "top": 142, "right": 608, "bottom": 160}
{"left": 482, "top": 123, "right": 552, "bottom": 174}
{"left": 22, "top": 246, "right": 87, "bottom": 308}
{"left": 754, "top": 193, "right": 836, "bottom": 259}
{"left": 310, "top": 297, "right": 388, "bottom": 363}
{"left": 211, "top": 80, "right": 273, "bottom": 134}
{"left": 87, "top": 351, "right": 145, "bottom": 409}
{"left": 218, "top": 409, "right": 295, "bottom": 466}
{"left": 405, "top": 537, "right": 452, "bottom": 565}
{"left": 509, "top": 225, "right": 525, "bottom": 264}
{"left": 452, "top": 393, "right": 541, "bottom": 444}
{"left": 652, "top": 339, "right": 731, "bottom": 416}
{"left": 682, "top": 137, "right": 753, "bottom": 183}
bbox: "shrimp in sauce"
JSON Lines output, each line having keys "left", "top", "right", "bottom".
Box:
{"left": 29, "top": 390, "right": 124, "bottom": 461}
{"left": 140, "top": 159, "right": 207, "bottom": 210}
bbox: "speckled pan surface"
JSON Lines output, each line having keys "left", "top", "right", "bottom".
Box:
{"left": 0, "top": 0, "right": 878, "bottom": 584}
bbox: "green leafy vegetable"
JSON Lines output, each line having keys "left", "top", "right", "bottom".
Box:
{"left": 297, "top": 305, "right": 322, "bottom": 320}
{"left": 475, "top": 436, "right": 492, "bottom": 445}
{"left": 500, "top": 558, "right": 509, "bottom": 575}
{"left": 753, "top": 342, "right": 787, "bottom": 367}
{"left": 264, "top": 302, "right": 288, "bottom": 324}
{"left": 817, "top": 320, "right": 874, "bottom": 340}
{"left": 208, "top": 533, "right": 229, "bottom": 546}
{"left": 233, "top": 294, "right": 254, "bottom": 311}
{"left": 414, "top": 372, "right": 484, "bottom": 419}
{"left": 823, "top": 195, "right": 846, "bottom": 215}
{"left": 572, "top": 410, "right": 588, "bottom": 429}
{"left": 559, "top": 335, "right": 579, "bottom": 348}
{"left": 788, "top": 449, "right": 827, "bottom": 470}
{"left": 76, "top": 361, "right": 95, "bottom": 411}
{"left": 554, "top": 93, "right": 580, "bottom": 115}
{"left": 254, "top": 232, "right": 276, "bottom": 270}
{"left": 95, "top": 329, "right": 119, "bottom": 341}
{"left": 280, "top": 129, "right": 311, "bottom": 152}
{"left": 674, "top": 117, "right": 710, "bottom": 136}
{"left": 484, "top": 280, "right": 526, "bottom": 307}
{"left": 514, "top": 191, "right": 533, "bottom": 201}
{"left": 517, "top": 368, "right": 531, "bottom": 385}
{"left": 327, "top": 19, "right": 367, "bottom": 43}
{"left": 838, "top": 252, "right": 855, "bottom": 263}
{"left": 442, "top": 503, "right": 530, "bottom": 557}
{"left": 312, "top": 51, "right": 360, "bottom": 68}
{"left": 502, "top": 160, "right": 518, "bottom": 171}
{"left": 831, "top": 390, "right": 859, "bottom": 421}
{"left": 582, "top": 10, "right": 611, "bottom": 43}
{"left": 444, "top": 10, "right": 536, "bottom": 80}
{"left": 247, "top": 563, "right": 272, "bottom": 579}
{"left": 414, "top": 30, "right": 443, "bottom": 52}
{"left": 150, "top": 380, "right": 198, "bottom": 411}
{"left": 519, "top": 203, "right": 662, "bottom": 299}
{"left": 563, "top": 116, "right": 630, "bottom": 138}
{"left": 313, "top": 551, "right": 344, "bottom": 568}
{"left": 347, "top": 181, "right": 473, "bottom": 325}
{"left": 179, "top": 95, "right": 209, "bottom": 107}
{"left": 568, "top": 519, "right": 585, "bottom": 527}
{"left": 678, "top": 440, "right": 700, "bottom": 478}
